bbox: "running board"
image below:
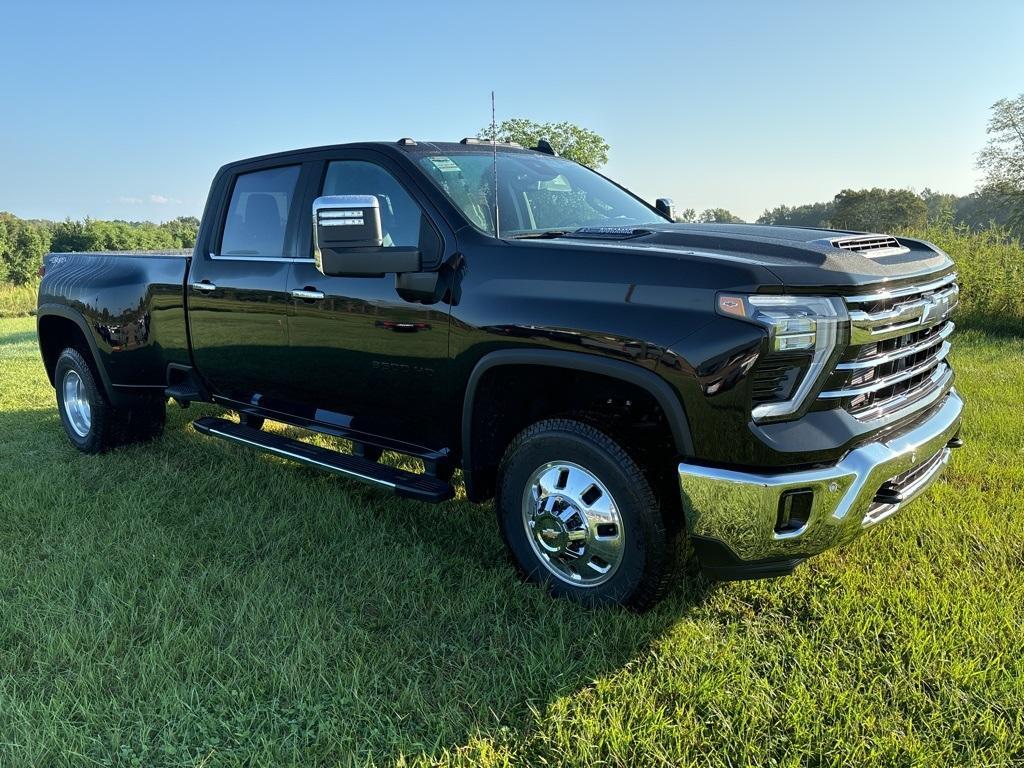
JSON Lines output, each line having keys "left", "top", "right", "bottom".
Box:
{"left": 230, "top": 404, "right": 450, "bottom": 464}
{"left": 191, "top": 417, "right": 454, "bottom": 503}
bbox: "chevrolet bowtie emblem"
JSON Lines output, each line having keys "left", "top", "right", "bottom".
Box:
{"left": 920, "top": 293, "right": 949, "bottom": 325}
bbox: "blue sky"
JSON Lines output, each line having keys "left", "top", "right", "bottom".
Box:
{"left": 1, "top": 0, "right": 1021, "bottom": 223}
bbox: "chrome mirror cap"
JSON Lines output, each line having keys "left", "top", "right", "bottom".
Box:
{"left": 312, "top": 195, "right": 383, "bottom": 273}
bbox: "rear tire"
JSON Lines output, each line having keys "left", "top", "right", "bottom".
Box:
{"left": 54, "top": 347, "right": 165, "bottom": 453}
{"left": 497, "top": 419, "right": 675, "bottom": 610}
{"left": 55, "top": 347, "right": 121, "bottom": 453}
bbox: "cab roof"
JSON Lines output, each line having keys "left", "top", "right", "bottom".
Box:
{"left": 222, "top": 139, "right": 544, "bottom": 172}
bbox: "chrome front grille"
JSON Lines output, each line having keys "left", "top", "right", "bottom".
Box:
{"left": 819, "top": 273, "right": 958, "bottom": 422}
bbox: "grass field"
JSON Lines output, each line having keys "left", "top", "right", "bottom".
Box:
{"left": 0, "top": 282, "right": 39, "bottom": 318}
{"left": 0, "top": 313, "right": 1022, "bottom": 767}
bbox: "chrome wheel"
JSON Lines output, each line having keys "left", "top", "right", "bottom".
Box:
{"left": 62, "top": 369, "right": 92, "bottom": 438}
{"left": 521, "top": 461, "right": 625, "bottom": 587}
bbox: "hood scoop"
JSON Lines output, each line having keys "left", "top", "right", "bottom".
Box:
{"left": 822, "top": 234, "right": 909, "bottom": 258}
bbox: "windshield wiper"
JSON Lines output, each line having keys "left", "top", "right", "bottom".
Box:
{"left": 507, "top": 230, "right": 572, "bottom": 240}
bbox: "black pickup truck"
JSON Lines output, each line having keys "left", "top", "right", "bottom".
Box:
{"left": 36, "top": 139, "right": 963, "bottom": 609}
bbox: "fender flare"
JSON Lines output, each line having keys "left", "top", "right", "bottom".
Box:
{"left": 36, "top": 304, "right": 123, "bottom": 405}
{"left": 461, "top": 348, "right": 695, "bottom": 479}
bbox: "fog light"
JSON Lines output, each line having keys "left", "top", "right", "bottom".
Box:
{"left": 776, "top": 489, "right": 814, "bottom": 534}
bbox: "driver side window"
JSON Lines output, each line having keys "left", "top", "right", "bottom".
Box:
{"left": 322, "top": 161, "right": 423, "bottom": 249}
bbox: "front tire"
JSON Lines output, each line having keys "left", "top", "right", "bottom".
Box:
{"left": 497, "top": 419, "right": 675, "bottom": 610}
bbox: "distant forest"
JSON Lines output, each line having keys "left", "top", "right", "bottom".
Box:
{"left": 673, "top": 186, "right": 1017, "bottom": 234}
{"left": 753, "top": 187, "right": 1015, "bottom": 232}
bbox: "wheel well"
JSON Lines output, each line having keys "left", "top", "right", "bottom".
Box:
{"left": 465, "top": 364, "right": 680, "bottom": 503}
{"left": 38, "top": 315, "right": 92, "bottom": 387}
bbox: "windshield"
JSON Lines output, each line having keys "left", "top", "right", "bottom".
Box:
{"left": 417, "top": 152, "right": 664, "bottom": 237}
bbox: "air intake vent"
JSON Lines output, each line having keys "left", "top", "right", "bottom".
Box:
{"left": 830, "top": 235, "right": 908, "bottom": 257}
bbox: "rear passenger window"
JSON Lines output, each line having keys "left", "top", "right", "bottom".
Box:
{"left": 220, "top": 165, "right": 301, "bottom": 257}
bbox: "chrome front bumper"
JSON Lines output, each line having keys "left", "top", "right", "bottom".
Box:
{"left": 679, "top": 390, "right": 963, "bottom": 570}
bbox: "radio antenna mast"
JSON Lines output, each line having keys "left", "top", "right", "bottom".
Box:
{"left": 491, "top": 90, "right": 500, "bottom": 239}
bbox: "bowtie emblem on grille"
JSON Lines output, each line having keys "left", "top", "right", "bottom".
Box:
{"left": 920, "top": 293, "right": 949, "bottom": 325}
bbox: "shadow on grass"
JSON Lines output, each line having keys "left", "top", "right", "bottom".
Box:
{"left": 0, "top": 403, "right": 713, "bottom": 763}
{"left": 0, "top": 327, "right": 37, "bottom": 344}
{"left": 955, "top": 311, "right": 1024, "bottom": 339}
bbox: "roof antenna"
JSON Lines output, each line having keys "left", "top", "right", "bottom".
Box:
{"left": 491, "top": 90, "right": 500, "bottom": 239}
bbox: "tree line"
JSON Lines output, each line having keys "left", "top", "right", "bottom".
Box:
{"left": 753, "top": 186, "right": 1015, "bottom": 232}
{"left": 0, "top": 214, "right": 199, "bottom": 284}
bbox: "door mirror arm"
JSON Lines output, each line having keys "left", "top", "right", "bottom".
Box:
{"left": 395, "top": 252, "right": 464, "bottom": 305}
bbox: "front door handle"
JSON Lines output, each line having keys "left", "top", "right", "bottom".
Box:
{"left": 291, "top": 288, "right": 325, "bottom": 301}
{"left": 190, "top": 281, "right": 217, "bottom": 292}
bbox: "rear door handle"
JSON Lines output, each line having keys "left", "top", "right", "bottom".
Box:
{"left": 190, "top": 281, "right": 217, "bottom": 292}
{"left": 291, "top": 289, "right": 325, "bottom": 300}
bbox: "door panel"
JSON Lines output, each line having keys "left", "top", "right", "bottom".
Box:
{"left": 187, "top": 163, "right": 304, "bottom": 405}
{"left": 286, "top": 266, "right": 450, "bottom": 444}
{"left": 282, "top": 155, "right": 452, "bottom": 447}
{"left": 187, "top": 258, "right": 294, "bottom": 404}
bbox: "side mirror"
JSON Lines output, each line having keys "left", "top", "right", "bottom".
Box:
{"left": 655, "top": 197, "right": 675, "bottom": 221}
{"left": 313, "top": 195, "right": 420, "bottom": 277}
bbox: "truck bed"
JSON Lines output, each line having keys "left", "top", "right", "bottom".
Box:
{"left": 37, "top": 250, "right": 193, "bottom": 391}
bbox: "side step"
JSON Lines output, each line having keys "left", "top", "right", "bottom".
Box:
{"left": 192, "top": 417, "right": 454, "bottom": 503}
{"left": 164, "top": 383, "right": 202, "bottom": 406}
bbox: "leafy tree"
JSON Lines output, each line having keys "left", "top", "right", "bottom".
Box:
{"left": 673, "top": 207, "right": 698, "bottom": 223}
{"left": 953, "top": 190, "right": 1014, "bottom": 231}
{"left": 920, "top": 188, "right": 957, "bottom": 227}
{"left": 757, "top": 201, "right": 834, "bottom": 228}
{"left": 977, "top": 94, "right": 1024, "bottom": 236}
{"left": 160, "top": 216, "right": 200, "bottom": 249}
{"left": 478, "top": 118, "right": 610, "bottom": 168}
{"left": 51, "top": 219, "right": 100, "bottom": 252}
{"left": 698, "top": 208, "right": 745, "bottom": 224}
{"left": 51, "top": 218, "right": 177, "bottom": 252}
{"left": 0, "top": 214, "right": 50, "bottom": 284}
{"left": 0, "top": 214, "right": 11, "bottom": 264}
{"left": 830, "top": 188, "right": 926, "bottom": 232}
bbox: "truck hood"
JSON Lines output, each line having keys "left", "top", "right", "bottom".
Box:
{"left": 561, "top": 222, "right": 954, "bottom": 291}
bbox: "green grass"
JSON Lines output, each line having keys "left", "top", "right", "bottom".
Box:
{"left": 0, "top": 315, "right": 1022, "bottom": 767}
{"left": 905, "top": 225, "right": 1024, "bottom": 329}
{"left": 0, "top": 282, "right": 38, "bottom": 318}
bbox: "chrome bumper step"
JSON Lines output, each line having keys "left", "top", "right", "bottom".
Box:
{"left": 192, "top": 416, "right": 454, "bottom": 503}
{"left": 678, "top": 390, "right": 964, "bottom": 565}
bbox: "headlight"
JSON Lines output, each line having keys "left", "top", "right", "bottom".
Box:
{"left": 717, "top": 294, "right": 847, "bottom": 421}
